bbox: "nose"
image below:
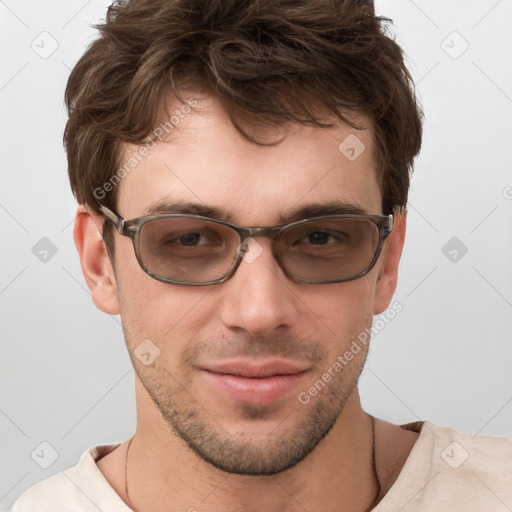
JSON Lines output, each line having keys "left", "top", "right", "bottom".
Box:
{"left": 218, "top": 237, "right": 300, "bottom": 337}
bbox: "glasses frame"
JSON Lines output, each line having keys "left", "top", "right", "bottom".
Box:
{"left": 99, "top": 205, "right": 394, "bottom": 286}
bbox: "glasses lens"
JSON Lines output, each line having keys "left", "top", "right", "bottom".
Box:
{"left": 139, "top": 218, "right": 239, "bottom": 283}
{"left": 278, "top": 218, "right": 380, "bottom": 282}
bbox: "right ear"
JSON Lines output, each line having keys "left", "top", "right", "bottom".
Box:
{"left": 73, "top": 205, "right": 120, "bottom": 315}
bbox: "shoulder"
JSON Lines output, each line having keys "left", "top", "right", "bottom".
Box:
{"left": 12, "top": 470, "right": 78, "bottom": 512}
{"left": 383, "top": 420, "right": 512, "bottom": 511}
{"left": 11, "top": 443, "right": 128, "bottom": 512}
{"left": 422, "top": 421, "right": 512, "bottom": 471}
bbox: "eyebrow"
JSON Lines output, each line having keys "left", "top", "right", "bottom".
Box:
{"left": 279, "top": 201, "right": 368, "bottom": 222}
{"left": 143, "top": 199, "right": 369, "bottom": 224}
{"left": 143, "top": 200, "right": 236, "bottom": 221}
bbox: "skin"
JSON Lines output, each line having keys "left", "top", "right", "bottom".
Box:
{"left": 74, "top": 95, "right": 419, "bottom": 512}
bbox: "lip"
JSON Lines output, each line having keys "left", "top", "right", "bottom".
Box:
{"left": 200, "top": 360, "right": 309, "bottom": 405}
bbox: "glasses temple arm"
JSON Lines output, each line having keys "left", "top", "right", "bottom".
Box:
{"left": 99, "top": 205, "right": 125, "bottom": 233}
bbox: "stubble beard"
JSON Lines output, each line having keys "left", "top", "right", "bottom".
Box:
{"left": 128, "top": 336, "right": 369, "bottom": 476}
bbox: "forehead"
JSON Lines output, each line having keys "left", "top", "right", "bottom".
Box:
{"left": 116, "top": 95, "right": 382, "bottom": 223}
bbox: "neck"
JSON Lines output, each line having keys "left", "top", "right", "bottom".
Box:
{"left": 124, "top": 382, "right": 380, "bottom": 512}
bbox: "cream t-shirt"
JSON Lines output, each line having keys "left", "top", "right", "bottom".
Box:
{"left": 11, "top": 420, "right": 512, "bottom": 511}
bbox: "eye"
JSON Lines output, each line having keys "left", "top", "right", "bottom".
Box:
{"left": 172, "top": 232, "right": 211, "bottom": 246}
{"left": 302, "top": 231, "right": 337, "bottom": 245}
{"left": 299, "top": 230, "right": 348, "bottom": 246}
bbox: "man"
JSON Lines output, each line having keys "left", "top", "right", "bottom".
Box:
{"left": 12, "top": 0, "right": 511, "bottom": 510}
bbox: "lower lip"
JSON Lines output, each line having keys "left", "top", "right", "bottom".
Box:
{"left": 202, "top": 371, "right": 306, "bottom": 405}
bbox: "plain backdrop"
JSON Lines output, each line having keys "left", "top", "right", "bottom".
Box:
{"left": 1, "top": 0, "right": 511, "bottom": 509}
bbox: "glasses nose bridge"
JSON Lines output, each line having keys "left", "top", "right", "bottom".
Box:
{"left": 239, "top": 225, "right": 283, "bottom": 244}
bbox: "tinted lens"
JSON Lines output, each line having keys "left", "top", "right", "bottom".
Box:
{"left": 139, "top": 218, "right": 240, "bottom": 283}
{"left": 278, "top": 218, "right": 380, "bottom": 281}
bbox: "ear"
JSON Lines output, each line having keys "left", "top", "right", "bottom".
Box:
{"left": 373, "top": 209, "right": 406, "bottom": 315}
{"left": 73, "top": 205, "right": 120, "bottom": 315}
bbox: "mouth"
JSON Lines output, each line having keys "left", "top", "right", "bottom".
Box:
{"left": 200, "top": 360, "right": 309, "bottom": 406}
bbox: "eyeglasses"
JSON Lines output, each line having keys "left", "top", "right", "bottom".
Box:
{"left": 99, "top": 205, "right": 394, "bottom": 286}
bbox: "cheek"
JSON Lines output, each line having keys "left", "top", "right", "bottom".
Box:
{"left": 306, "top": 278, "right": 376, "bottom": 346}
{"left": 119, "top": 282, "right": 207, "bottom": 333}
{"left": 115, "top": 253, "right": 215, "bottom": 366}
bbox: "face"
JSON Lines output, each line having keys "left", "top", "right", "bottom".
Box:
{"left": 84, "top": 95, "right": 403, "bottom": 475}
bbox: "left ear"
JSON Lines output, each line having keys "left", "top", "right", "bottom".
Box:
{"left": 373, "top": 209, "right": 406, "bottom": 315}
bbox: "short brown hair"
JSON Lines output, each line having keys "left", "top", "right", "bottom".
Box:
{"left": 65, "top": 0, "right": 422, "bottom": 221}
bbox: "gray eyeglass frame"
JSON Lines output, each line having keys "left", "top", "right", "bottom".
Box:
{"left": 99, "top": 204, "right": 394, "bottom": 286}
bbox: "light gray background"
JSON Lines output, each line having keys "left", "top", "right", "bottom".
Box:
{"left": 1, "top": 0, "right": 511, "bottom": 509}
